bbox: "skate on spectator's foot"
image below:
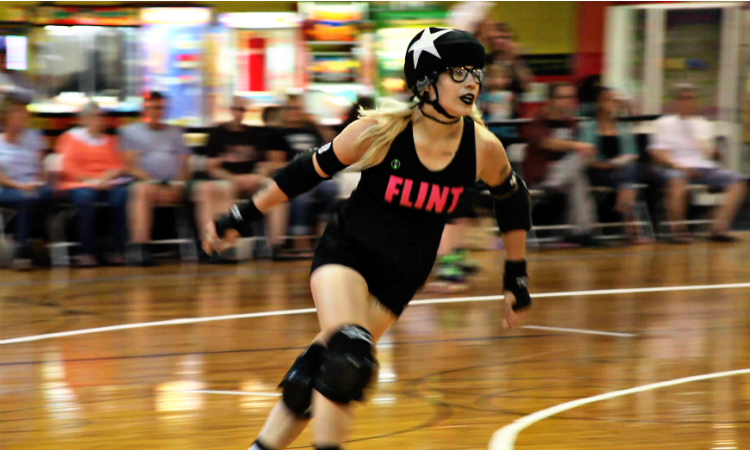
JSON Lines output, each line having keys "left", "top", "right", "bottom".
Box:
{"left": 436, "top": 256, "right": 467, "bottom": 283}
{"left": 452, "top": 248, "right": 480, "bottom": 275}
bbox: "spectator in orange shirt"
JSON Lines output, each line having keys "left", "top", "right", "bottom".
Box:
{"left": 57, "top": 100, "right": 129, "bottom": 267}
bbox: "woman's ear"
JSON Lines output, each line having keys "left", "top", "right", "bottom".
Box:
{"left": 423, "top": 84, "right": 435, "bottom": 101}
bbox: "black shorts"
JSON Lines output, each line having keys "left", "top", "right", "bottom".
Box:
{"left": 311, "top": 231, "right": 430, "bottom": 317}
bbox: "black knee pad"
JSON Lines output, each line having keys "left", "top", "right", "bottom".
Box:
{"left": 279, "top": 343, "right": 326, "bottom": 418}
{"left": 314, "top": 325, "right": 376, "bottom": 404}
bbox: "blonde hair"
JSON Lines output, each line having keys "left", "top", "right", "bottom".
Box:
{"left": 352, "top": 98, "right": 485, "bottom": 170}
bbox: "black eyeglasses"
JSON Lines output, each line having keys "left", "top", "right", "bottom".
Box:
{"left": 446, "top": 66, "right": 485, "bottom": 84}
{"left": 231, "top": 107, "right": 246, "bottom": 112}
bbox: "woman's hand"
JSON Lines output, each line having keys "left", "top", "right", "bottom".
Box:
{"left": 203, "top": 220, "right": 240, "bottom": 255}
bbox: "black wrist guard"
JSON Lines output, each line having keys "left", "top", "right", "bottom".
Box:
{"left": 215, "top": 202, "right": 263, "bottom": 238}
{"left": 504, "top": 259, "right": 531, "bottom": 311}
{"left": 490, "top": 171, "right": 531, "bottom": 233}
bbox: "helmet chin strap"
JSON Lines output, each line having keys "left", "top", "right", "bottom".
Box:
{"left": 419, "top": 103, "right": 460, "bottom": 125}
{"left": 425, "top": 81, "right": 458, "bottom": 120}
{"left": 419, "top": 82, "right": 461, "bottom": 125}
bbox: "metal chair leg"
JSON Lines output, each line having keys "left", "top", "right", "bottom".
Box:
{"left": 175, "top": 207, "right": 198, "bottom": 262}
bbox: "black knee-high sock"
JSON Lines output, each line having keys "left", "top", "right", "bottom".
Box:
{"left": 315, "top": 446, "right": 342, "bottom": 450}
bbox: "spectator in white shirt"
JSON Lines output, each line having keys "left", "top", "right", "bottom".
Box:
{"left": 649, "top": 83, "right": 747, "bottom": 242}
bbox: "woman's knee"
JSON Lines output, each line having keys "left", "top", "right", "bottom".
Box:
{"left": 314, "top": 324, "right": 377, "bottom": 404}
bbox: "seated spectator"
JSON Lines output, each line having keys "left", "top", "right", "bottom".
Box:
{"left": 649, "top": 83, "right": 748, "bottom": 242}
{"left": 480, "top": 21, "right": 532, "bottom": 119}
{"left": 57, "top": 100, "right": 129, "bottom": 267}
{"left": 577, "top": 75, "right": 601, "bottom": 118}
{"left": 523, "top": 82, "right": 599, "bottom": 246}
{"left": 120, "top": 91, "right": 190, "bottom": 265}
{"left": 262, "top": 105, "right": 284, "bottom": 129}
{"left": 0, "top": 96, "right": 51, "bottom": 269}
{"left": 480, "top": 62, "right": 514, "bottom": 122}
{"left": 194, "top": 96, "right": 287, "bottom": 261}
{"left": 277, "top": 92, "right": 338, "bottom": 252}
{"left": 580, "top": 87, "right": 646, "bottom": 242}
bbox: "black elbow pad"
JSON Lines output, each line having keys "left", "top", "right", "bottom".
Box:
{"left": 273, "top": 142, "right": 348, "bottom": 199}
{"left": 315, "top": 141, "right": 348, "bottom": 176}
{"left": 490, "top": 172, "right": 531, "bottom": 233}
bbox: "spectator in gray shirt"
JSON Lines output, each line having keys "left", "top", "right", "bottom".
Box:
{"left": 0, "top": 96, "right": 51, "bottom": 269}
{"left": 119, "top": 92, "right": 190, "bottom": 265}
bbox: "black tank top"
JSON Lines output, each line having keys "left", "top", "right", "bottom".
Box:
{"left": 326, "top": 116, "right": 477, "bottom": 281}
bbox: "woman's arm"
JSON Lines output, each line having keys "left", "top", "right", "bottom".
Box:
{"left": 0, "top": 169, "right": 26, "bottom": 189}
{"left": 204, "top": 119, "right": 376, "bottom": 252}
{"left": 476, "top": 125, "right": 528, "bottom": 262}
{"left": 122, "top": 150, "right": 153, "bottom": 181}
{"left": 206, "top": 156, "right": 234, "bottom": 181}
{"left": 475, "top": 124, "right": 532, "bottom": 322}
{"left": 251, "top": 119, "right": 376, "bottom": 213}
{"left": 96, "top": 137, "right": 126, "bottom": 186}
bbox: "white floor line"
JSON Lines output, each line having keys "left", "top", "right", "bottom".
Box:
{"left": 521, "top": 325, "right": 636, "bottom": 338}
{"left": 2, "top": 282, "right": 749, "bottom": 346}
{"left": 0, "top": 308, "right": 317, "bottom": 345}
{"left": 488, "top": 368, "right": 750, "bottom": 450}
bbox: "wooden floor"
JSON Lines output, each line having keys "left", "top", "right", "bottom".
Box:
{"left": 3, "top": 235, "right": 750, "bottom": 450}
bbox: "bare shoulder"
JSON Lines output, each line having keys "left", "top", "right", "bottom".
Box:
{"left": 331, "top": 118, "right": 379, "bottom": 165}
{"left": 474, "top": 121, "right": 507, "bottom": 165}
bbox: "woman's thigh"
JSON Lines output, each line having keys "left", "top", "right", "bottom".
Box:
{"left": 310, "top": 264, "right": 397, "bottom": 343}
